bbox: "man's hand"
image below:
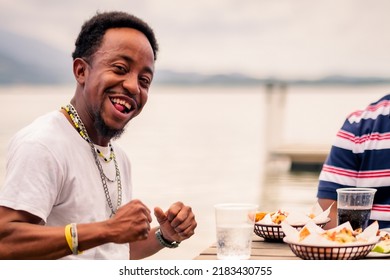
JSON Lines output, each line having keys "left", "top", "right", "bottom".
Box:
{"left": 154, "top": 202, "right": 197, "bottom": 243}
{"left": 108, "top": 199, "right": 152, "bottom": 243}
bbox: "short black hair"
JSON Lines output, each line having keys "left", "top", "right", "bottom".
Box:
{"left": 72, "top": 11, "right": 158, "bottom": 61}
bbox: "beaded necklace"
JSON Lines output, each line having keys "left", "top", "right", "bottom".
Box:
{"left": 96, "top": 146, "right": 114, "bottom": 163}
{"left": 62, "top": 104, "right": 122, "bottom": 217}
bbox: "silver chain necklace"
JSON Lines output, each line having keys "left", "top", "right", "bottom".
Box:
{"left": 63, "top": 104, "right": 122, "bottom": 217}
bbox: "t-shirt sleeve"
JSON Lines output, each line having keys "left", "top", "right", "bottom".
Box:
{"left": 0, "top": 138, "right": 63, "bottom": 222}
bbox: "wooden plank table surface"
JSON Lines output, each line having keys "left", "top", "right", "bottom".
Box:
{"left": 194, "top": 234, "right": 390, "bottom": 260}
{"left": 194, "top": 235, "right": 300, "bottom": 260}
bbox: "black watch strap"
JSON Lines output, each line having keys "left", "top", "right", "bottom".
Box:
{"left": 155, "top": 228, "right": 180, "bottom": 248}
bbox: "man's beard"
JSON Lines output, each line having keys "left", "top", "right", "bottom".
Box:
{"left": 93, "top": 110, "right": 125, "bottom": 140}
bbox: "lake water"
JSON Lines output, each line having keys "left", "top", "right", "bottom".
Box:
{"left": 1, "top": 83, "right": 389, "bottom": 259}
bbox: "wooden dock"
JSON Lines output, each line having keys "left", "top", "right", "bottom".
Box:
{"left": 271, "top": 144, "right": 329, "bottom": 163}
{"left": 270, "top": 144, "right": 329, "bottom": 172}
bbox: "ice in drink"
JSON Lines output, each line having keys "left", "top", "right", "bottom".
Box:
{"left": 337, "top": 207, "right": 371, "bottom": 230}
{"left": 216, "top": 224, "right": 253, "bottom": 260}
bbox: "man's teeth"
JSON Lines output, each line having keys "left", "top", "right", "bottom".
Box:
{"left": 111, "top": 98, "right": 131, "bottom": 110}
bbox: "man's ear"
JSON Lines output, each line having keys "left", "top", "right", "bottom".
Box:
{"left": 73, "top": 58, "right": 88, "bottom": 85}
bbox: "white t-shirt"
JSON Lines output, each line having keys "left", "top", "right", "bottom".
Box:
{"left": 0, "top": 111, "right": 133, "bottom": 259}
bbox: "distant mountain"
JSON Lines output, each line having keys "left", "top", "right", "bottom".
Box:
{"left": 1, "top": 30, "right": 390, "bottom": 86}
{"left": 153, "top": 70, "right": 390, "bottom": 86}
{"left": 287, "top": 75, "right": 390, "bottom": 85}
{"left": 0, "top": 29, "right": 73, "bottom": 84}
{"left": 153, "top": 69, "right": 262, "bottom": 85}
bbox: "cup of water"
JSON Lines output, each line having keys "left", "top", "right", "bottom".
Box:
{"left": 214, "top": 203, "right": 258, "bottom": 260}
{"left": 336, "top": 188, "right": 376, "bottom": 230}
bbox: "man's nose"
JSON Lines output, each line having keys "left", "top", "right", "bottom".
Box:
{"left": 122, "top": 73, "right": 141, "bottom": 96}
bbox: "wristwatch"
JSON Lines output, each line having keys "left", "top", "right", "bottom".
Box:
{"left": 155, "top": 228, "right": 180, "bottom": 248}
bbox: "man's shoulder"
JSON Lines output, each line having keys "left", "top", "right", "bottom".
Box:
{"left": 10, "top": 111, "right": 68, "bottom": 145}
{"left": 374, "top": 93, "right": 390, "bottom": 103}
{"left": 345, "top": 94, "right": 390, "bottom": 125}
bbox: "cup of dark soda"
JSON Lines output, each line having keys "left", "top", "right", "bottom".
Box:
{"left": 336, "top": 188, "right": 376, "bottom": 230}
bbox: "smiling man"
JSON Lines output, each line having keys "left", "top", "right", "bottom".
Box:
{"left": 0, "top": 11, "right": 197, "bottom": 260}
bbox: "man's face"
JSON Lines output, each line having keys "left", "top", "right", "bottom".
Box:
{"left": 83, "top": 28, "right": 155, "bottom": 139}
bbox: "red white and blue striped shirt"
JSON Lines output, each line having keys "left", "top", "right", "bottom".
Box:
{"left": 317, "top": 94, "right": 390, "bottom": 228}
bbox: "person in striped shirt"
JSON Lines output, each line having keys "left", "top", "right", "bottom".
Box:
{"left": 317, "top": 94, "right": 390, "bottom": 229}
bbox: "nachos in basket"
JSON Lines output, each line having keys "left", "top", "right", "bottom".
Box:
{"left": 282, "top": 220, "right": 380, "bottom": 246}
{"left": 255, "top": 210, "right": 289, "bottom": 224}
{"left": 318, "top": 227, "right": 364, "bottom": 243}
{"left": 255, "top": 203, "right": 331, "bottom": 226}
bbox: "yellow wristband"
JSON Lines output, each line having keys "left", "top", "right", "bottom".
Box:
{"left": 64, "top": 223, "right": 82, "bottom": 255}
{"left": 64, "top": 224, "right": 73, "bottom": 253}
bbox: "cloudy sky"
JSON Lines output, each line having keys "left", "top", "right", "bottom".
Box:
{"left": 1, "top": 0, "right": 390, "bottom": 79}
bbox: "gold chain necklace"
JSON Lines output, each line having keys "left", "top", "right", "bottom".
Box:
{"left": 62, "top": 104, "right": 122, "bottom": 217}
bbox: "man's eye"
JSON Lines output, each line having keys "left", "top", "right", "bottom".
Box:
{"left": 115, "top": 65, "right": 127, "bottom": 73}
{"left": 140, "top": 77, "right": 151, "bottom": 88}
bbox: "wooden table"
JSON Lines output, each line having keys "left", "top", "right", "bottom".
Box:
{"left": 194, "top": 234, "right": 390, "bottom": 260}
{"left": 194, "top": 235, "right": 301, "bottom": 260}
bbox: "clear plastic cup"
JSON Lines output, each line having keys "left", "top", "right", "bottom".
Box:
{"left": 214, "top": 203, "right": 258, "bottom": 260}
{"left": 336, "top": 188, "right": 376, "bottom": 230}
